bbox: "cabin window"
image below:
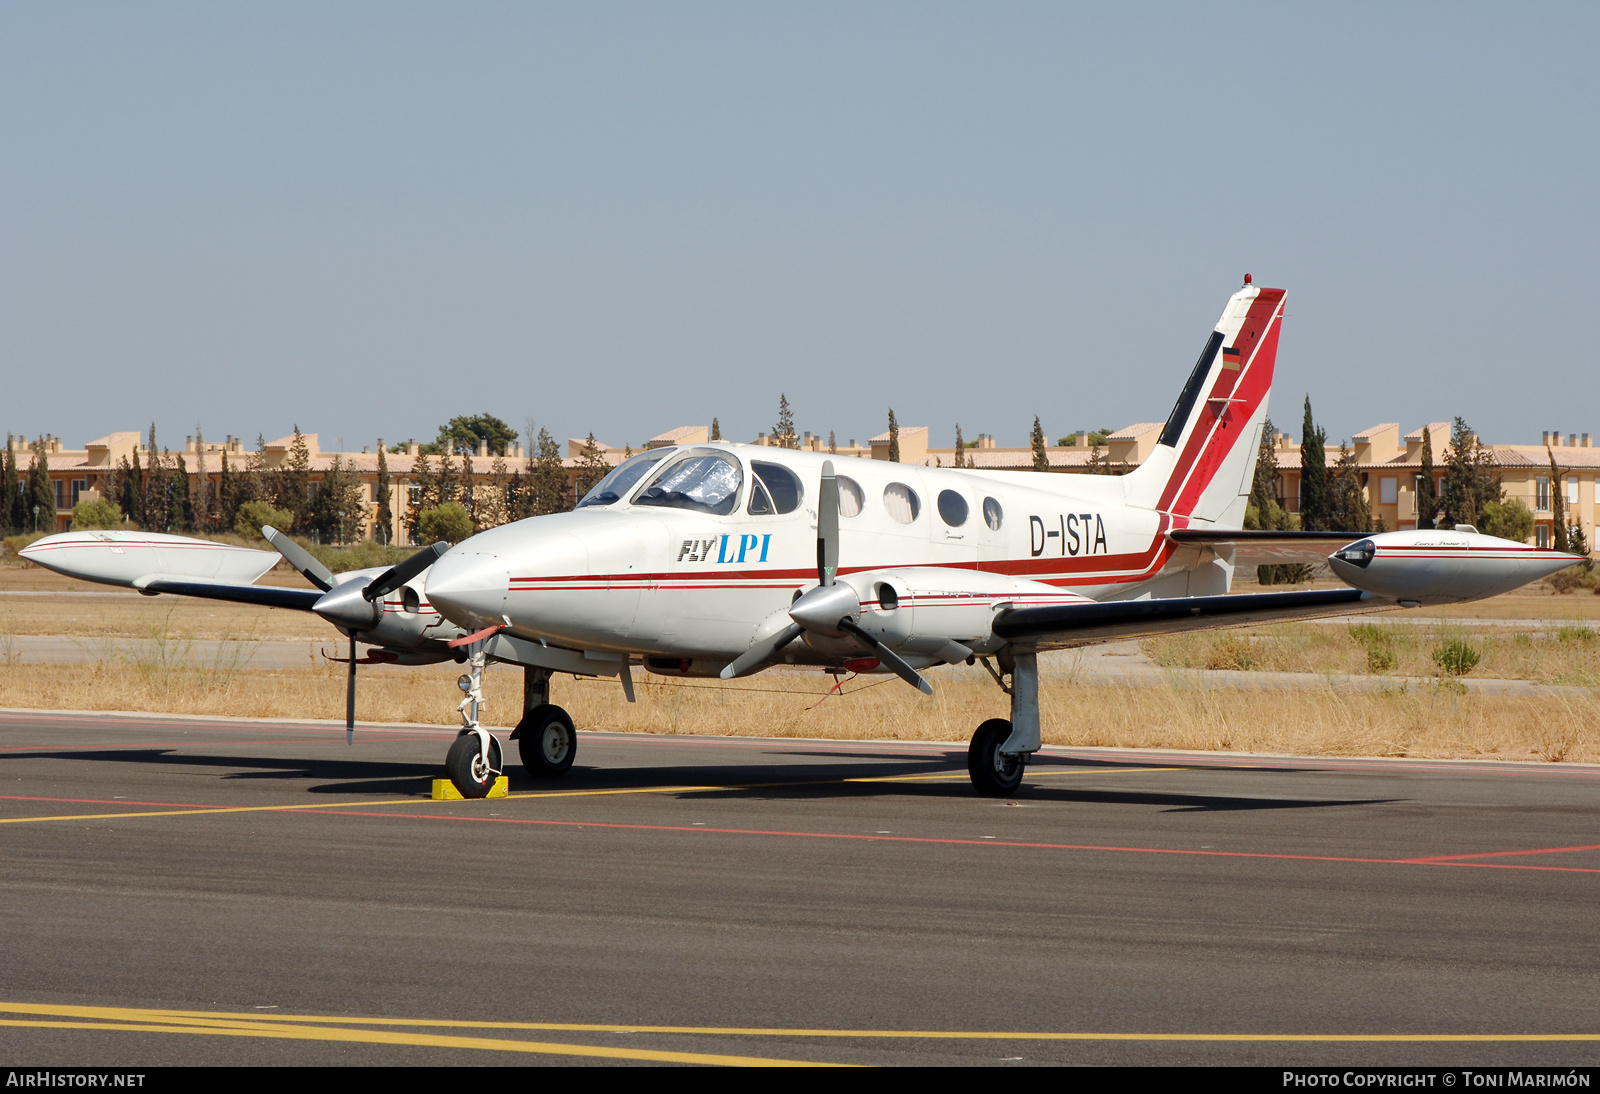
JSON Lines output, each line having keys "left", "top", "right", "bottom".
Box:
{"left": 634, "top": 454, "right": 743, "bottom": 516}
{"left": 937, "top": 490, "right": 968, "bottom": 527}
{"left": 836, "top": 476, "right": 865, "bottom": 517}
{"left": 883, "top": 482, "right": 920, "bottom": 525}
{"left": 983, "top": 497, "right": 1003, "bottom": 531}
{"left": 577, "top": 452, "right": 666, "bottom": 508}
{"left": 747, "top": 461, "right": 802, "bottom": 515}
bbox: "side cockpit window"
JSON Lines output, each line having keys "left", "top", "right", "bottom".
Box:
{"left": 634, "top": 453, "right": 744, "bottom": 516}
{"left": 577, "top": 452, "right": 665, "bottom": 508}
{"left": 747, "top": 461, "right": 804, "bottom": 515}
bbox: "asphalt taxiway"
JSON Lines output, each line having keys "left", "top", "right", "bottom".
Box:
{"left": 2, "top": 709, "right": 1599, "bottom": 1066}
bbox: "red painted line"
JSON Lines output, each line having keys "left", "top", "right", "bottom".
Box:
{"left": 0, "top": 736, "right": 427, "bottom": 752}
{"left": 1400, "top": 843, "right": 1600, "bottom": 863}
{"left": 288, "top": 810, "right": 1600, "bottom": 874}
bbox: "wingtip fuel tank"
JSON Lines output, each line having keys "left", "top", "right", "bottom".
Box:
{"left": 1327, "top": 528, "right": 1584, "bottom": 605}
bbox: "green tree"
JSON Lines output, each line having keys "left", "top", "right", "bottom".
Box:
{"left": 772, "top": 395, "right": 799, "bottom": 449}
{"left": 1416, "top": 425, "right": 1438, "bottom": 529}
{"left": 235, "top": 499, "right": 294, "bottom": 539}
{"left": 70, "top": 497, "right": 123, "bottom": 530}
{"left": 1324, "top": 442, "right": 1373, "bottom": 534}
{"left": 1, "top": 444, "right": 17, "bottom": 534}
{"left": 1030, "top": 416, "right": 1048, "bottom": 471}
{"left": 373, "top": 444, "right": 393, "bottom": 544}
{"left": 1478, "top": 498, "right": 1535, "bottom": 543}
{"left": 953, "top": 424, "right": 968, "bottom": 469}
{"left": 573, "top": 433, "right": 609, "bottom": 501}
{"left": 191, "top": 427, "right": 212, "bottom": 534}
{"left": 310, "top": 455, "right": 365, "bottom": 543}
{"left": 1244, "top": 416, "right": 1306, "bottom": 584}
{"left": 173, "top": 453, "right": 195, "bottom": 531}
{"left": 27, "top": 439, "right": 54, "bottom": 532}
{"left": 1548, "top": 447, "right": 1568, "bottom": 552}
{"left": 887, "top": 410, "right": 901, "bottom": 464}
{"left": 436, "top": 413, "right": 517, "bottom": 456}
{"left": 408, "top": 453, "right": 437, "bottom": 540}
{"left": 125, "top": 448, "right": 143, "bottom": 529}
{"left": 217, "top": 449, "right": 237, "bottom": 534}
{"left": 828, "top": 430, "right": 837, "bottom": 454}
{"left": 1299, "top": 397, "right": 1328, "bottom": 530}
{"left": 531, "top": 428, "right": 570, "bottom": 515}
{"left": 1440, "top": 417, "right": 1500, "bottom": 529}
{"left": 418, "top": 501, "right": 473, "bottom": 543}
{"left": 276, "top": 426, "right": 313, "bottom": 528}
{"left": 710, "top": 418, "right": 722, "bottom": 442}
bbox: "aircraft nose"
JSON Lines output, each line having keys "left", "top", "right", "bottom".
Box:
{"left": 425, "top": 549, "right": 510, "bottom": 630}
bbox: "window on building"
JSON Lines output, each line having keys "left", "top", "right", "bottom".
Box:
{"left": 1537, "top": 525, "right": 1550, "bottom": 548}
{"left": 1536, "top": 477, "right": 1549, "bottom": 511}
{"left": 71, "top": 479, "right": 87, "bottom": 506}
{"left": 1380, "top": 477, "right": 1397, "bottom": 505}
{"left": 53, "top": 480, "right": 64, "bottom": 509}
{"left": 1568, "top": 478, "right": 1580, "bottom": 504}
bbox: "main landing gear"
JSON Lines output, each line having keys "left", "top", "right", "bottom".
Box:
{"left": 969, "top": 649, "right": 1041, "bottom": 797}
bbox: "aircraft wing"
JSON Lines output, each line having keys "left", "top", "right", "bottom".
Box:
{"left": 1168, "top": 529, "right": 1362, "bottom": 565}
{"left": 135, "top": 579, "right": 324, "bottom": 611}
{"left": 992, "top": 587, "right": 1380, "bottom": 649}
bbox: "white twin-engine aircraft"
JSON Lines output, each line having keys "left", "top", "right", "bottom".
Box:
{"left": 24, "top": 280, "right": 1581, "bottom": 797}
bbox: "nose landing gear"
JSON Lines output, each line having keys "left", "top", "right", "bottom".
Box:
{"left": 445, "top": 648, "right": 504, "bottom": 799}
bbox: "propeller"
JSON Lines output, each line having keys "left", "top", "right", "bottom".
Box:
{"left": 364, "top": 542, "right": 449, "bottom": 603}
{"left": 720, "top": 460, "right": 930, "bottom": 693}
{"left": 263, "top": 526, "right": 335, "bottom": 591}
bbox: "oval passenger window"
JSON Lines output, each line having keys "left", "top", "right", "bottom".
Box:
{"left": 883, "top": 483, "right": 920, "bottom": 525}
{"left": 836, "top": 476, "right": 865, "bottom": 517}
{"left": 937, "top": 490, "right": 968, "bottom": 527}
{"left": 983, "top": 497, "right": 1003, "bottom": 531}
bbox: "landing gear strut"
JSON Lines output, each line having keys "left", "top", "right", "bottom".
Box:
{"left": 445, "top": 647, "right": 503, "bottom": 798}
{"left": 508, "top": 666, "right": 576, "bottom": 777}
{"left": 969, "top": 648, "right": 1040, "bottom": 797}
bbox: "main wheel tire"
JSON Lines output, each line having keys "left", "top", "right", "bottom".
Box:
{"left": 968, "top": 717, "right": 1025, "bottom": 797}
{"left": 516, "top": 704, "right": 577, "bottom": 777}
{"left": 445, "top": 732, "right": 503, "bottom": 799}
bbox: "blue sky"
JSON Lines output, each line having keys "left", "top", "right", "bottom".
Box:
{"left": 3, "top": 3, "right": 1596, "bottom": 452}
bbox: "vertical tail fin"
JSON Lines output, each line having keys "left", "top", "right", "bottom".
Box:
{"left": 1123, "top": 281, "right": 1286, "bottom": 528}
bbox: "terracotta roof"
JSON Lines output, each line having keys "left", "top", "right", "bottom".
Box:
{"left": 868, "top": 426, "right": 928, "bottom": 443}
{"left": 84, "top": 432, "right": 141, "bottom": 448}
{"left": 1403, "top": 422, "right": 1451, "bottom": 441}
{"left": 1106, "top": 423, "right": 1164, "bottom": 440}
{"left": 647, "top": 425, "right": 705, "bottom": 444}
{"left": 1352, "top": 423, "right": 1398, "bottom": 440}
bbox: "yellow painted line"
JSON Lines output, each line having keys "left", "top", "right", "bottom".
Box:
{"left": 0, "top": 1010, "right": 839, "bottom": 1066}
{"left": 0, "top": 1005, "right": 1594, "bottom": 1045}
{"left": 0, "top": 766, "right": 1181, "bottom": 826}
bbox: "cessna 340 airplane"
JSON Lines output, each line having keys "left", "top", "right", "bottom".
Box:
{"left": 22, "top": 278, "right": 1582, "bottom": 797}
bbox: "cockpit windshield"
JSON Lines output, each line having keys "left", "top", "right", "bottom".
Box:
{"left": 632, "top": 453, "right": 744, "bottom": 516}
{"left": 576, "top": 452, "right": 666, "bottom": 508}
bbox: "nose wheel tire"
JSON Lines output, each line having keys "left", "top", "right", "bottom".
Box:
{"left": 446, "top": 732, "right": 503, "bottom": 798}
{"left": 515, "top": 704, "right": 577, "bottom": 777}
{"left": 968, "top": 718, "right": 1025, "bottom": 797}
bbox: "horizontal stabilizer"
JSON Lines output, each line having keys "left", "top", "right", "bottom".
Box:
{"left": 138, "top": 580, "right": 324, "bottom": 611}
{"left": 993, "top": 588, "right": 1376, "bottom": 648}
{"left": 1168, "top": 529, "right": 1361, "bottom": 566}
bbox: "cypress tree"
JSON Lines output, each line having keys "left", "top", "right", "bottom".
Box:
{"left": 953, "top": 424, "right": 967, "bottom": 469}
{"left": 0, "top": 444, "right": 16, "bottom": 534}
{"left": 174, "top": 453, "right": 195, "bottom": 531}
{"left": 887, "top": 410, "right": 901, "bottom": 464}
{"left": 828, "top": 430, "right": 837, "bottom": 454}
{"left": 1416, "top": 426, "right": 1437, "bottom": 529}
{"left": 1030, "top": 416, "right": 1048, "bottom": 471}
{"left": 127, "top": 448, "right": 144, "bottom": 528}
{"left": 217, "top": 449, "right": 236, "bottom": 533}
{"left": 374, "top": 443, "right": 392, "bottom": 544}
{"left": 27, "top": 439, "right": 54, "bottom": 532}
{"left": 1549, "top": 447, "right": 1568, "bottom": 552}
{"left": 279, "top": 426, "right": 313, "bottom": 527}
{"left": 532, "top": 429, "right": 569, "bottom": 515}
{"left": 710, "top": 418, "right": 722, "bottom": 441}
{"left": 772, "top": 395, "right": 798, "bottom": 449}
{"left": 1298, "top": 397, "right": 1328, "bottom": 530}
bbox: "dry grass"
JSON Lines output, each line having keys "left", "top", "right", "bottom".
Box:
{"left": 2, "top": 656, "right": 1596, "bottom": 764}
{"left": 1142, "top": 621, "right": 1600, "bottom": 685}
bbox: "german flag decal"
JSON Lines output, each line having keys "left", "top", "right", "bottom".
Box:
{"left": 1221, "top": 345, "right": 1243, "bottom": 369}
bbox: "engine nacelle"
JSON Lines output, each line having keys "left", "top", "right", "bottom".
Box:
{"left": 1327, "top": 528, "right": 1582, "bottom": 605}
{"left": 819, "top": 567, "right": 1091, "bottom": 659}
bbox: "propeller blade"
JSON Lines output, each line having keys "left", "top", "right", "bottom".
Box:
{"left": 817, "top": 460, "right": 838, "bottom": 587}
{"left": 720, "top": 622, "right": 804, "bottom": 680}
{"left": 346, "top": 633, "right": 356, "bottom": 745}
{"left": 838, "top": 619, "right": 933, "bottom": 695}
{"left": 363, "top": 542, "right": 448, "bottom": 603}
{"left": 263, "top": 526, "right": 335, "bottom": 591}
